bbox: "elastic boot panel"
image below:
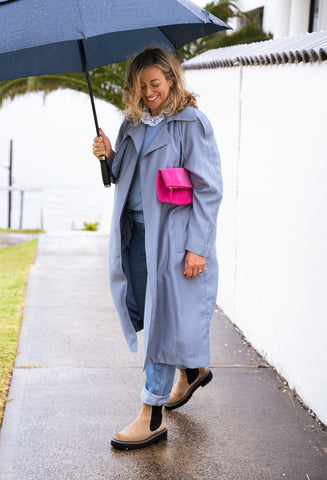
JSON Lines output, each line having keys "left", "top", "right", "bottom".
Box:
{"left": 185, "top": 368, "right": 199, "bottom": 384}
{"left": 150, "top": 405, "right": 163, "bottom": 431}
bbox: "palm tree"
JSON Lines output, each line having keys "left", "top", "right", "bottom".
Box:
{"left": 0, "top": 63, "right": 126, "bottom": 111}
{"left": 0, "top": 0, "right": 271, "bottom": 111}
{"left": 179, "top": 0, "right": 271, "bottom": 61}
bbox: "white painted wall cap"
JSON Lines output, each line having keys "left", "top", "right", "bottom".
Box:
{"left": 183, "top": 30, "right": 327, "bottom": 68}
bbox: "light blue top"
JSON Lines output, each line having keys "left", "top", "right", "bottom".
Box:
{"left": 127, "top": 121, "right": 165, "bottom": 222}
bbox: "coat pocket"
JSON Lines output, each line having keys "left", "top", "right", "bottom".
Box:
{"left": 173, "top": 206, "right": 191, "bottom": 253}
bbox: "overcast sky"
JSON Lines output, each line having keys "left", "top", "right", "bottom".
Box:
{"left": 191, "top": 0, "right": 207, "bottom": 6}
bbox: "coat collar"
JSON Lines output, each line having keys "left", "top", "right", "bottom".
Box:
{"left": 125, "top": 106, "right": 197, "bottom": 156}
{"left": 125, "top": 118, "right": 171, "bottom": 157}
{"left": 166, "top": 106, "right": 197, "bottom": 123}
{"left": 144, "top": 107, "right": 197, "bottom": 155}
{"left": 143, "top": 121, "right": 171, "bottom": 156}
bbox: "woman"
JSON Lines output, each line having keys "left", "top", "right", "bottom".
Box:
{"left": 93, "top": 47, "right": 222, "bottom": 451}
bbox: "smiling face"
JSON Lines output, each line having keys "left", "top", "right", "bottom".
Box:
{"left": 140, "top": 66, "right": 173, "bottom": 116}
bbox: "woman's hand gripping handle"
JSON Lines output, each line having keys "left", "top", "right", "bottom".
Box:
{"left": 93, "top": 129, "right": 114, "bottom": 187}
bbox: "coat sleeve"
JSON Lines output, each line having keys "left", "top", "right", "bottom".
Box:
{"left": 182, "top": 111, "right": 223, "bottom": 258}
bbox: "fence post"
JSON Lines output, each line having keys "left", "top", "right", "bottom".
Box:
{"left": 39, "top": 194, "right": 44, "bottom": 231}
{"left": 1, "top": 186, "right": 42, "bottom": 230}
{"left": 19, "top": 190, "right": 24, "bottom": 229}
{"left": 8, "top": 139, "right": 13, "bottom": 228}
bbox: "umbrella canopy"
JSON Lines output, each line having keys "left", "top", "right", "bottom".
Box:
{"left": 0, "top": 0, "right": 230, "bottom": 80}
{"left": 0, "top": 0, "right": 231, "bottom": 185}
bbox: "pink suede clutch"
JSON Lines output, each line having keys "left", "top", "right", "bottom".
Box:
{"left": 156, "top": 168, "right": 193, "bottom": 205}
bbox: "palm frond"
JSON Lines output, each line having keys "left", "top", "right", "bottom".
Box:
{"left": 179, "top": 0, "right": 271, "bottom": 62}
{"left": 205, "top": 0, "right": 242, "bottom": 22}
{"left": 0, "top": 64, "right": 126, "bottom": 110}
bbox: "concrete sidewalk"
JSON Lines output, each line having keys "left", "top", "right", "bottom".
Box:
{"left": 0, "top": 232, "right": 326, "bottom": 480}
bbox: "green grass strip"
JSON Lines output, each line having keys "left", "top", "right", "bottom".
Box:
{"left": 0, "top": 229, "right": 44, "bottom": 234}
{"left": 0, "top": 239, "right": 37, "bottom": 426}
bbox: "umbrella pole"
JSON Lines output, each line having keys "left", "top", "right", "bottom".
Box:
{"left": 78, "top": 40, "right": 110, "bottom": 188}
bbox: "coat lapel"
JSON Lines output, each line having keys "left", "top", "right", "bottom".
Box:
{"left": 143, "top": 123, "right": 172, "bottom": 156}
{"left": 144, "top": 107, "right": 197, "bottom": 156}
{"left": 124, "top": 107, "right": 197, "bottom": 158}
{"left": 126, "top": 122, "right": 146, "bottom": 157}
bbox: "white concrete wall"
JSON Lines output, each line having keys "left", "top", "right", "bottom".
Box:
{"left": 240, "top": 0, "right": 327, "bottom": 37}
{"left": 263, "top": 0, "right": 290, "bottom": 37}
{"left": 319, "top": 0, "right": 327, "bottom": 30}
{"left": 185, "top": 61, "right": 327, "bottom": 425}
{"left": 263, "top": 0, "right": 327, "bottom": 37}
{"left": 289, "top": 0, "right": 311, "bottom": 35}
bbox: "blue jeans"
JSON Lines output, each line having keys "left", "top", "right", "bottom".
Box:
{"left": 129, "top": 220, "right": 147, "bottom": 320}
{"left": 142, "top": 363, "right": 176, "bottom": 406}
{"left": 129, "top": 218, "right": 176, "bottom": 406}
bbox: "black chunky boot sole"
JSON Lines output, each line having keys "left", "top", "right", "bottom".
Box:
{"left": 165, "top": 368, "right": 213, "bottom": 410}
{"left": 111, "top": 428, "right": 167, "bottom": 451}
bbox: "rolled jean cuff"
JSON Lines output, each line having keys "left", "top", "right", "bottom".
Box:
{"left": 141, "top": 386, "right": 171, "bottom": 406}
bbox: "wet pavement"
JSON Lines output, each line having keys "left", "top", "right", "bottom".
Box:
{"left": 0, "top": 232, "right": 326, "bottom": 480}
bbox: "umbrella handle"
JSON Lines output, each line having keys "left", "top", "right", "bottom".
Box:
{"left": 99, "top": 155, "right": 111, "bottom": 188}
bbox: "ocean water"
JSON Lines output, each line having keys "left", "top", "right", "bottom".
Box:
{"left": 0, "top": 185, "right": 111, "bottom": 232}
{"left": 0, "top": 91, "right": 121, "bottom": 231}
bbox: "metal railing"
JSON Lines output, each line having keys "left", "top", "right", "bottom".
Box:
{"left": 0, "top": 186, "right": 43, "bottom": 230}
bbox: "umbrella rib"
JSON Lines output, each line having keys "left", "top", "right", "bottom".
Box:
{"left": 0, "top": 0, "right": 20, "bottom": 5}
{"left": 158, "top": 27, "right": 178, "bottom": 51}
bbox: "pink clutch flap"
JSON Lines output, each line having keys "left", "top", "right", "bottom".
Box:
{"left": 156, "top": 168, "right": 193, "bottom": 205}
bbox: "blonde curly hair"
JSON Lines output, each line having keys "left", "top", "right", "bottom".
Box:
{"left": 123, "top": 47, "right": 197, "bottom": 125}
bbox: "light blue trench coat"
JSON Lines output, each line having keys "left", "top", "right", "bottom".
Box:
{"left": 108, "top": 106, "right": 222, "bottom": 369}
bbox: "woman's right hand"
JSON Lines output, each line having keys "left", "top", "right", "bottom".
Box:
{"left": 93, "top": 128, "right": 113, "bottom": 160}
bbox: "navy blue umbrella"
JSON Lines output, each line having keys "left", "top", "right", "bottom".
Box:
{"left": 0, "top": 0, "right": 230, "bottom": 186}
